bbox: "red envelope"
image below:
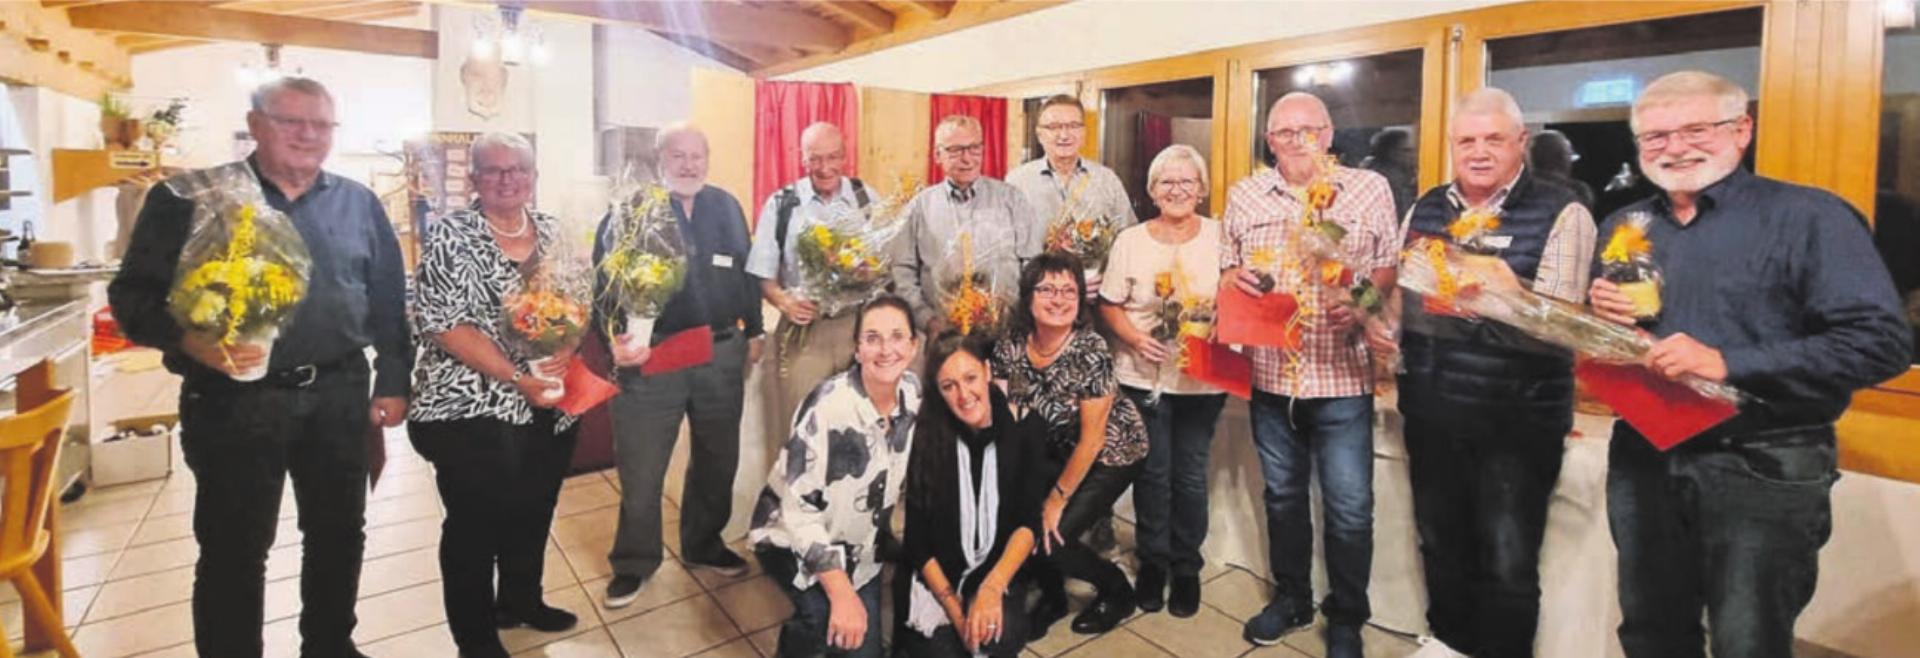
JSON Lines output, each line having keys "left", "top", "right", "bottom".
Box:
{"left": 1180, "top": 336, "right": 1252, "bottom": 400}
{"left": 1574, "top": 359, "right": 1739, "bottom": 451}
{"left": 365, "top": 423, "right": 386, "bottom": 491}
{"left": 1216, "top": 286, "right": 1303, "bottom": 348}
{"left": 640, "top": 326, "right": 715, "bottom": 376}
{"left": 558, "top": 357, "right": 620, "bottom": 416}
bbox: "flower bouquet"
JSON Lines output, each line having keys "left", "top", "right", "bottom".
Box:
{"left": 1143, "top": 270, "right": 1220, "bottom": 406}
{"left": 597, "top": 184, "right": 688, "bottom": 348}
{"left": 503, "top": 252, "right": 591, "bottom": 404}
{"left": 780, "top": 176, "right": 922, "bottom": 375}
{"left": 1042, "top": 175, "right": 1120, "bottom": 280}
{"left": 164, "top": 163, "right": 311, "bottom": 381}
{"left": 934, "top": 233, "right": 1010, "bottom": 336}
{"left": 1600, "top": 212, "right": 1663, "bottom": 322}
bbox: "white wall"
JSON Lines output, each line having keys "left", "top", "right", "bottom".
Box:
{"left": 597, "top": 26, "right": 740, "bottom": 130}
{"left": 779, "top": 0, "right": 1515, "bottom": 92}
{"left": 2, "top": 83, "right": 118, "bottom": 262}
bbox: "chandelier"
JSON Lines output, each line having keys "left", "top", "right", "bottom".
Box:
{"left": 470, "top": 3, "right": 549, "bottom": 67}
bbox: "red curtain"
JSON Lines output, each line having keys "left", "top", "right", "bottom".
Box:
{"left": 753, "top": 80, "right": 860, "bottom": 216}
{"left": 927, "top": 93, "right": 1009, "bottom": 184}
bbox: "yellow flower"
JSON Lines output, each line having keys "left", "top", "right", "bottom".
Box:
{"left": 837, "top": 251, "right": 857, "bottom": 269}
{"left": 1154, "top": 271, "right": 1175, "bottom": 298}
{"left": 1249, "top": 247, "right": 1278, "bottom": 270}
{"left": 845, "top": 237, "right": 865, "bottom": 253}
{"left": 811, "top": 225, "right": 834, "bottom": 249}
{"left": 1601, "top": 223, "right": 1651, "bottom": 264}
{"left": 1448, "top": 209, "right": 1501, "bottom": 242}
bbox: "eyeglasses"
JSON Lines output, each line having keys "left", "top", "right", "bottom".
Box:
{"left": 1033, "top": 284, "right": 1081, "bottom": 299}
{"left": 1633, "top": 117, "right": 1742, "bottom": 151}
{"left": 475, "top": 166, "right": 533, "bottom": 182}
{"left": 261, "top": 113, "right": 339, "bottom": 134}
{"left": 1155, "top": 178, "right": 1201, "bottom": 193}
{"left": 859, "top": 332, "right": 914, "bottom": 350}
{"left": 803, "top": 152, "right": 846, "bottom": 166}
{"left": 1038, "top": 122, "right": 1085, "bottom": 133}
{"left": 940, "top": 143, "right": 985, "bottom": 157}
{"left": 1267, "top": 125, "right": 1327, "bottom": 144}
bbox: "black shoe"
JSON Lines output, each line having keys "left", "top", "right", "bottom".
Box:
{"left": 496, "top": 602, "right": 580, "bottom": 632}
{"left": 1242, "top": 597, "right": 1314, "bottom": 646}
{"left": 1070, "top": 596, "right": 1136, "bottom": 634}
{"left": 1029, "top": 594, "right": 1070, "bottom": 640}
{"left": 456, "top": 649, "right": 509, "bottom": 658}
{"left": 1134, "top": 564, "right": 1166, "bottom": 612}
{"left": 1325, "top": 623, "right": 1363, "bottom": 658}
{"left": 687, "top": 548, "right": 751, "bottom": 577}
{"left": 1168, "top": 575, "right": 1201, "bottom": 618}
{"left": 604, "top": 574, "right": 645, "bottom": 609}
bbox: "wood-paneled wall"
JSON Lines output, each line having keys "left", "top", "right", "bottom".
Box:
{"left": 691, "top": 67, "right": 756, "bottom": 213}
{"left": 857, "top": 86, "right": 930, "bottom": 197}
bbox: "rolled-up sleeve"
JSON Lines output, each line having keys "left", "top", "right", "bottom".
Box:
{"left": 745, "top": 193, "right": 784, "bottom": 282}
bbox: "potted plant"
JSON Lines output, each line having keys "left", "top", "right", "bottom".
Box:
{"left": 145, "top": 98, "right": 186, "bottom": 150}
{"left": 98, "top": 94, "right": 142, "bottom": 150}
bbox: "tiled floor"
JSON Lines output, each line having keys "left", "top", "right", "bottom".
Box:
{"left": 9, "top": 432, "right": 1418, "bottom": 658}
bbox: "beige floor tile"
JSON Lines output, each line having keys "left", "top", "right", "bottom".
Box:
{"left": 73, "top": 481, "right": 166, "bottom": 508}
{"left": 349, "top": 581, "right": 445, "bottom": 646}
{"left": 368, "top": 472, "right": 437, "bottom": 503}
{"left": 502, "top": 586, "right": 599, "bottom": 653}
{"left": 108, "top": 537, "right": 199, "bottom": 581}
{"left": 1058, "top": 629, "right": 1172, "bottom": 658}
{"left": 746, "top": 625, "right": 778, "bottom": 655}
{"left": 562, "top": 543, "right": 613, "bottom": 583}
{"left": 1202, "top": 568, "right": 1271, "bottom": 623}
{"left": 1126, "top": 605, "right": 1250, "bottom": 658}
{"left": 691, "top": 636, "right": 761, "bottom": 658}
{"left": 63, "top": 552, "right": 121, "bottom": 590}
{"left": 543, "top": 545, "right": 579, "bottom": 593}
{"left": 260, "top": 615, "right": 301, "bottom": 658}
{"left": 686, "top": 540, "right": 760, "bottom": 589}
{"left": 362, "top": 622, "right": 457, "bottom": 656}
{"left": 268, "top": 518, "right": 303, "bottom": 550}
{"left": 364, "top": 491, "right": 443, "bottom": 529}
{"left": 512, "top": 627, "right": 621, "bottom": 657}
{"left": 551, "top": 506, "right": 619, "bottom": 553}
{"left": 128, "top": 513, "right": 193, "bottom": 547}
{"left": 606, "top": 595, "right": 742, "bottom": 658}
{"left": 126, "top": 641, "right": 198, "bottom": 658}
{"left": 72, "top": 600, "right": 194, "bottom": 658}
{"left": 1027, "top": 621, "right": 1099, "bottom": 658}
{"left": 709, "top": 576, "right": 792, "bottom": 635}
{"left": 264, "top": 544, "right": 303, "bottom": 581}
{"left": 1244, "top": 642, "right": 1315, "bottom": 658}
{"left": 86, "top": 566, "right": 193, "bottom": 623}
{"left": 263, "top": 576, "right": 303, "bottom": 623}
{"left": 1278, "top": 622, "right": 1416, "bottom": 658}
{"left": 357, "top": 546, "right": 441, "bottom": 598}
{"left": 145, "top": 490, "right": 198, "bottom": 519}
{"left": 578, "top": 559, "right": 705, "bottom": 625}
{"left": 555, "top": 480, "right": 622, "bottom": 518}
{"left": 62, "top": 497, "right": 154, "bottom": 532}
{"left": 563, "top": 471, "right": 608, "bottom": 491}
{"left": 62, "top": 520, "right": 140, "bottom": 559}
{"left": 365, "top": 517, "right": 443, "bottom": 558}
{"left": 0, "top": 584, "right": 94, "bottom": 640}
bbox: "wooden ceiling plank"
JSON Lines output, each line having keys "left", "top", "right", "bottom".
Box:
{"left": 814, "top": 0, "right": 894, "bottom": 35}
{"left": 516, "top": 0, "right": 849, "bottom": 51}
{"left": 3, "top": 1, "right": 133, "bottom": 97}
{"left": 756, "top": 0, "right": 1066, "bottom": 77}
{"left": 901, "top": 0, "right": 951, "bottom": 19}
{"left": 67, "top": 1, "right": 436, "bottom": 58}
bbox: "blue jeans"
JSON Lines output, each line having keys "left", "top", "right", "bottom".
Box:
{"left": 758, "top": 546, "right": 886, "bottom": 658}
{"left": 1608, "top": 423, "right": 1837, "bottom": 658}
{"left": 1123, "top": 386, "right": 1228, "bottom": 577}
{"left": 1248, "top": 391, "right": 1374, "bottom": 625}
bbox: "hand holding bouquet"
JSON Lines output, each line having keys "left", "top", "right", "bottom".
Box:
{"left": 1143, "top": 270, "right": 1218, "bottom": 406}
{"left": 164, "top": 164, "right": 312, "bottom": 381}
{"left": 782, "top": 176, "right": 921, "bottom": 375}
{"left": 1600, "top": 212, "right": 1662, "bottom": 321}
{"left": 598, "top": 184, "right": 688, "bottom": 352}
{"left": 504, "top": 252, "right": 591, "bottom": 405}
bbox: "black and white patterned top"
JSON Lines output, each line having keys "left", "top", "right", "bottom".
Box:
{"left": 991, "top": 330, "right": 1149, "bottom": 466}
{"left": 748, "top": 366, "right": 921, "bottom": 591}
{"left": 408, "top": 207, "right": 572, "bottom": 430}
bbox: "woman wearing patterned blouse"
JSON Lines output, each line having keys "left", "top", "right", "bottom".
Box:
{"left": 898, "top": 331, "right": 1048, "bottom": 657}
{"left": 748, "top": 296, "right": 922, "bottom": 658}
{"left": 992, "top": 252, "right": 1150, "bottom": 637}
{"left": 407, "top": 133, "right": 580, "bottom": 658}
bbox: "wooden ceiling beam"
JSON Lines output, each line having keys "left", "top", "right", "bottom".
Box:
{"left": 756, "top": 0, "right": 1067, "bottom": 77}
{"left": 814, "top": 0, "right": 894, "bottom": 35}
{"left": 900, "top": 0, "right": 953, "bottom": 19}
{"left": 67, "top": 1, "right": 436, "bottom": 58}
{"left": 2, "top": 1, "right": 133, "bottom": 98}
{"left": 514, "top": 0, "right": 850, "bottom": 51}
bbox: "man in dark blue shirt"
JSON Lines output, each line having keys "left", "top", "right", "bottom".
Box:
{"left": 108, "top": 77, "right": 411, "bottom": 658}
{"left": 1590, "top": 71, "right": 1911, "bottom": 658}
{"left": 592, "top": 125, "right": 766, "bottom": 609}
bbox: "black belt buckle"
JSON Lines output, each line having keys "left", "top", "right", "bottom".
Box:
{"left": 286, "top": 364, "right": 319, "bottom": 388}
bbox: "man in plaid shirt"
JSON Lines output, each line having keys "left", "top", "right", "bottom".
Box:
{"left": 1220, "top": 92, "right": 1399, "bottom": 656}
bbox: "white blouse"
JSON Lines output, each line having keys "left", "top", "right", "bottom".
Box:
{"left": 1098, "top": 218, "right": 1225, "bottom": 395}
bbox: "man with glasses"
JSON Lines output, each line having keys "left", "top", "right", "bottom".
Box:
{"left": 109, "top": 76, "right": 412, "bottom": 658}
{"left": 1008, "top": 94, "right": 1137, "bottom": 258}
{"left": 747, "top": 122, "right": 873, "bottom": 446}
{"left": 1219, "top": 92, "right": 1398, "bottom": 657}
{"left": 1589, "top": 71, "right": 1909, "bottom": 658}
{"left": 1370, "top": 88, "right": 1595, "bottom": 658}
{"left": 891, "top": 114, "right": 1042, "bottom": 333}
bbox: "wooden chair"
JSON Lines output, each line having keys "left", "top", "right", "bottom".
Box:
{"left": 0, "top": 389, "right": 80, "bottom": 658}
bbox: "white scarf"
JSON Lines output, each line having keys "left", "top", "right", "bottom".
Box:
{"left": 908, "top": 440, "right": 999, "bottom": 642}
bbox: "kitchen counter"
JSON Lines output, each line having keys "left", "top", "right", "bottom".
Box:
{"left": 0, "top": 299, "right": 93, "bottom": 493}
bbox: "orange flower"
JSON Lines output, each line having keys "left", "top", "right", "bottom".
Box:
{"left": 1153, "top": 271, "right": 1175, "bottom": 298}
{"left": 1447, "top": 208, "right": 1501, "bottom": 243}
{"left": 1318, "top": 260, "right": 1348, "bottom": 288}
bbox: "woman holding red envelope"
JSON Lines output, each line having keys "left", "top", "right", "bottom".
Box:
{"left": 406, "top": 132, "right": 583, "bottom": 658}
{"left": 1097, "top": 144, "right": 1229, "bottom": 618}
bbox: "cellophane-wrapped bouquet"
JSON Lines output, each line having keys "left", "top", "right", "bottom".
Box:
{"left": 1288, "top": 148, "right": 1387, "bottom": 318}
{"left": 1144, "top": 269, "right": 1218, "bottom": 406}
{"left": 502, "top": 233, "right": 592, "bottom": 403}
{"left": 1398, "top": 235, "right": 1742, "bottom": 405}
{"left": 1600, "top": 211, "right": 1663, "bottom": 321}
{"left": 780, "top": 176, "right": 922, "bottom": 376}
{"left": 597, "top": 183, "right": 688, "bottom": 346}
{"left": 164, "top": 163, "right": 312, "bottom": 381}
{"left": 1042, "top": 175, "right": 1119, "bottom": 277}
{"left": 934, "top": 233, "right": 1012, "bottom": 336}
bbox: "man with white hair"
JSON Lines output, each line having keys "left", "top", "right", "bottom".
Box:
{"left": 1589, "top": 71, "right": 1909, "bottom": 658}
{"left": 593, "top": 124, "right": 766, "bottom": 608}
{"left": 891, "top": 114, "right": 1041, "bottom": 332}
{"left": 747, "top": 121, "right": 873, "bottom": 437}
{"left": 1220, "top": 91, "right": 1399, "bottom": 656}
{"left": 1370, "top": 87, "right": 1595, "bottom": 658}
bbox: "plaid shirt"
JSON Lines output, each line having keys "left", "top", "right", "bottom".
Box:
{"left": 1437, "top": 171, "right": 1597, "bottom": 304}
{"left": 1221, "top": 166, "right": 1399, "bottom": 398}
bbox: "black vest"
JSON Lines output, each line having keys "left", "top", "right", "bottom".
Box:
{"left": 1398, "top": 171, "right": 1580, "bottom": 419}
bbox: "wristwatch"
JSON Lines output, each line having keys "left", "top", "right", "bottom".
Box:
{"left": 509, "top": 364, "right": 527, "bottom": 385}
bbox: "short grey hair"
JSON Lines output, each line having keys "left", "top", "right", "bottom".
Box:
{"left": 1452, "top": 87, "right": 1526, "bottom": 136}
{"left": 799, "top": 122, "right": 844, "bottom": 152}
{"left": 655, "top": 122, "right": 709, "bottom": 154}
{"left": 1146, "top": 144, "right": 1209, "bottom": 197}
{"left": 250, "top": 76, "right": 333, "bottom": 112}
{"left": 934, "top": 114, "right": 983, "bottom": 146}
{"left": 1268, "top": 91, "right": 1332, "bottom": 128}
{"left": 469, "top": 132, "right": 536, "bottom": 172}
{"left": 1631, "top": 71, "right": 1749, "bottom": 132}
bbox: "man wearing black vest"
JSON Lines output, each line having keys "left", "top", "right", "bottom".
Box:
{"left": 1371, "top": 88, "right": 1595, "bottom": 658}
{"left": 1590, "top": 71, "right": 1910, "bottom": 658}
{"left": 746, "top": 122, "right": 871, "bottom": 436}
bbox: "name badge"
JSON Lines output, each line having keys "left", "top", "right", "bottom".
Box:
{"left": 713, "top": 254, "right": 735, "bottom": 268}
{"left": 1483, "top": 235, "right": 1514, "bottom": 249}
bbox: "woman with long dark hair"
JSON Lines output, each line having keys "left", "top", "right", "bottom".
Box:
{"left": 898, "top": 331, "right": 1048, "bottom": 657}
{"left": 993, "top": 252, "right": 1149, "bottom": 636}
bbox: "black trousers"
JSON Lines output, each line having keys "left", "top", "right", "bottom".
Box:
{"left": 409, "top": 413, "right": 580, "bottom": 655}
{"left": 178, "top": 364, "right": 371, "bottom": 658}
{"left": 893, "top": 580, "right": 1032, "bottom": 658}
{"left": 1033, "top": 458, "right": 1143, "bottom": 602}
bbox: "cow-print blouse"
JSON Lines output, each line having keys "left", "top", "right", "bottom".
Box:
{"left": 991, "top": 329, "right": 1149, "bottom": 467}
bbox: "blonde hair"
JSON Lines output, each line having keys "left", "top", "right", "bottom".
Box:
{"left": 1632, "top": 71, "right": 1749, "bottom": 132}
{"left": 1147, "top": 144, "right": 1209, "bottom": 196}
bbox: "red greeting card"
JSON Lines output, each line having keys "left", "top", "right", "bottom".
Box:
{"left": 640, "top": 326, "right": 716, "bottom": 376}
{"left": 1180, "top": 336, "right": 1253, "bottom": 400}
{"left": 558, "top": 357, "right": 621, "bottom": 416}
{"left": 1216, "top": 286, "right": 1303, "bottom": 349}
{"left": 1574, "top": 359, "right": 1739, "bottom": 451}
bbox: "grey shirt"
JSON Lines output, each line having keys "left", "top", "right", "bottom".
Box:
{"left": 888, "top": 178, "right": 1042, "bottom": 326}
{"left": 745, "top": 177, "right": 864, "bottom": 288}
{"left": 1006, "top": 157, "right": 1137, "bottom": 229}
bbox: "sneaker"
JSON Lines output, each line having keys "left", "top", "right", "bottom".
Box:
{"left": 1167, "top": 574, "right": 1202, "bottom": 618}
{"left": 604, "top": 575, "right": 645, "bottom": 609}
{"left": 1242, "top": 598, "right": 1314, "bottom": 646}
{"left": 1325, "top": 623, "right": 1362, "bottom": 658}
{"left": 496, "top": 602, "right": 579, "bottom": 633}
{"left": 1407, "top": 636, "right": 1468, "bottom": 658}
{"left": 1135, "top": 563, "right": 1167, "bottom": 612}
{"left": 687, "top": 548, "right": 751, "bottom": 578}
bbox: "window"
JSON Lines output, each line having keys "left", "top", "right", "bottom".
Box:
{"left": 1101, "top": 77, "right": 1214, "bottom": 220}
{"left": 1875, "top": 21, "right": 1920, "bottom": 365}
{"left": 1252, "top": 50, "right": 1424, "bottom": 218}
